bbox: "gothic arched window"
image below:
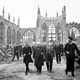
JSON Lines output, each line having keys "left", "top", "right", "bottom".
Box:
{"left": 23, "top": 30, "right": 35, "bottom": 43}
{"left": 0, "top": 22, "right": 5, "bottom": 43}
{"left": 48, "top": 24, "right": 56, "bottom": 44}
{"left": 12, "top": 29, "right": 15, "bottom": 44}
{"left": 17, "top": 31, "right": 20, "bottom": 43}
{"left": 41, "top": 23, "right": 47, "bottom": 42}
{"left": 7, "top": 26, "right": 11, "bottom": 44}
{"left": 42, "top": 23, "right": 47, "bottom": 30}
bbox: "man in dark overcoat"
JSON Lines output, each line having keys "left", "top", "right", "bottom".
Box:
{"left": 23, "top": 45, "right": 33, "bottom": 75}
{"left": 64, "top": 36, "right": 80, "bottom": 77}
{"left": 33, "top": 46, "right": 44, "bottom": 73}
{"left": 45, "top": 46, "right": 54, "bottom": 72}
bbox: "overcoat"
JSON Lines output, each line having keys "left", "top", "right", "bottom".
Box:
{"left": 23, "top": 46, "right": 33, "bottom": 64}
{"left": 34, "top": 47, "right": 44, "bottom": 67}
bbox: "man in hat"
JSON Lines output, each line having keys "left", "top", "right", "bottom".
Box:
{"left": 23, "top": 45, "right": 33, "bottom": 75}
{"left": 64, "top": 36, "right": 80, "bottom": 77}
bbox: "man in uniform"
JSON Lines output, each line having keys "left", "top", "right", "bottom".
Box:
{"left": 64, "top": 36, "right": 80, "bottom": 77}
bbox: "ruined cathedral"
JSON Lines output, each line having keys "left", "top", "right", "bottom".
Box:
{"left": 36, "top": 5, "right": 67, "bottom": 45}
{"left": 0, "top": 5, "right": 80, "bottom": 48}
{"left": 0, "top": 8, "right": 21, "bottom": 48}
{"left": 22, "top": 5, "right": 68, "bottom": 45}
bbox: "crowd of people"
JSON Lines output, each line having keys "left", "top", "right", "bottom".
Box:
{"left": 11, "top": 36, "right": 80, "bottom": 77}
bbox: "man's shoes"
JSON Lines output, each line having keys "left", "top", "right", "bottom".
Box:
{"left": 25, "top": 72, "right": 28, "bottom": 75}
{"left": 49, "top": 70, "right": 52, "bottom": 72}
{"left": 71, "top": 71, "right": 75, "bottom": 77}
{"left": 28, "top": 69, "right": 30, "bottom": 72}
{"left": 65, "top": 70, "right": 68, "bottom": 75}
{"left": 72, "top": 73, "right": 75, "bottom": 77}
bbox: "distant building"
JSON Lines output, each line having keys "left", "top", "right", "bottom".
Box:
{"left": 21, "top": 5, "right": 67, "bottom": 46}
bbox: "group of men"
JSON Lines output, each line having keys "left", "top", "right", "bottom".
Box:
{"left": 22, "top": 43, "right": 64, "bottom": 75}
{"left": 11, "top": 36, "right": 80, "bottom": 77}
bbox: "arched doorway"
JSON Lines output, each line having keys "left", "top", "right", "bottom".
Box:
{"left": 69, "top": 27, "right": 80, "bottom": 39}
{"left": 7, "top": 26, "right": 11, "bottom": 45}
{"left": 23, "top": 30, "right": 35, "bottom": 45}
{"left": 0, "top": 22, "right": 5, "bottom": 44}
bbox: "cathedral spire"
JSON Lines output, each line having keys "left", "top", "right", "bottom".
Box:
{"left": 36, "top": 5, "right": 41, "bottom": 28}
{"left": 62, "top": 5, "right": 66, "bottom": 17}
{"left": 2, "top": 7, "right": 5, "bottom": 17}
{"left": 8, "top": 13, "right": 10, "bottom": 21}
{"left": 17, "top": 16, "right": 20, "bottom": 27}
{"left": 45, "top": 10, "right": 47, "bottom": 17}
{"left": 56, "top": 12, "right": 58, "bottom": 18}
{"left": 37, "top": 6, "right": 40, "bottom": 15}
{"left": 13, "top": 16, "right": 15, "bottom": 23}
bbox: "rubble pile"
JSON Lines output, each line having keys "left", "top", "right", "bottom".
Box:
{"left": 0, "top": 47, "right": 13, "bottom": 64}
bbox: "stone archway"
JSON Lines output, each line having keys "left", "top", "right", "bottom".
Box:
{"left": 23, "top": 30, "right": 35, "bottom": 44}
{"left": 0, "top": 22, "right": 5, "bottom": 44}
{"left": 7, "top": 26, "right": 11, "bottom": 44}
{"left": 69, "top": 27, "right": 80, "bottom": 39}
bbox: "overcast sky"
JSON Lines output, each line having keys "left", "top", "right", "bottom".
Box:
{"left": 0, "top": 0, "right": 80, "bottom": 28}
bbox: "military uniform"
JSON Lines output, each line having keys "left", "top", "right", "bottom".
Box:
{"left": 64, "top": 37, "right": 80, "bottom": 76}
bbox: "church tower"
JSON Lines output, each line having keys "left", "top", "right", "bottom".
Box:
{"left": 17, "top": 16, "right": 20, "bottom": 27}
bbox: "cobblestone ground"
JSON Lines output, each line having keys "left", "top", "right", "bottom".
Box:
{"left": 0, "top": 56, "right": 80, "bottom": 80}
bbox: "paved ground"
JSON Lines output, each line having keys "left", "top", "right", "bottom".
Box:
{"left": 0, "top": 56, "right": 80, "bottom": 80}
